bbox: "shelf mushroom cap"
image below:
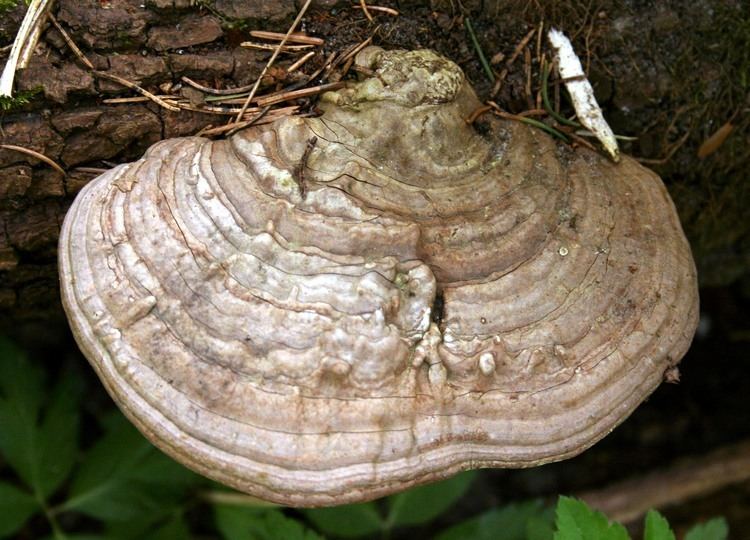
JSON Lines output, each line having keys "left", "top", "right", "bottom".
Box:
{"left": 59, "top": 48, "right": 699, "bottom": 507}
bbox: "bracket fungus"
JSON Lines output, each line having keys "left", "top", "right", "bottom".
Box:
{"left": 59, "top": 48, "right": 699, "bottom": 506}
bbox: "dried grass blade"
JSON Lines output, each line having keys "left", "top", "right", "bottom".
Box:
{"left": 256, "top": 82, "right": 345, "bottom": 107}
{"left": 49, "top": 13, "right": 94, "bottom": 70}
{"left": 240, "top": 41, "right": 315, "bottom": 52}
{"left": 697, "top": 121, "right": 735, "bottom": 159}
{"left": 93, "top": 71, "right": 180, "bottom": 112}
{"left": 0, "top": 143, "right": 66, "bottom": 175}
{"left": 249, "top": 31, "right": 324, "bottom": 46}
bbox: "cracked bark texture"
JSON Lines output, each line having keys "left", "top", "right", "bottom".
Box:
{"left": 59, "top": 48, "right": 698, "bottom": 506}
{"left": 0, "top": 0, "right": 295, "bottom": 341}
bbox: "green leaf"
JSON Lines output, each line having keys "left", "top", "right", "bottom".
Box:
{"left": 385, "top": 471, "right": 477, "bottom": 528}
{"left": 527, "top": 513, "right": 556, "bottom": 540}
{"left": 35, "top": 374, "right": 83, "bottom": 498}
{"left": 553, "top": 496, "right": 630, "bottom": 540}
{"left": 62, "top": 413, "right": 200, "bottom": 523}
{"left": 684, "top": 517, "right": 729, "bottom": 540}
{"left": 214, "top": 504, "right": 263, "bottom": 540}
{"left": 104, "top": 511, "right": 187, "bottom": 540}
{"left": 644, "top": 510, "right": 675, "bottom": 540}
{"left": 143, "top": 512, "right": 191, "bottom": 540}
{"left": 436, "top": 500, "right": 551, "bottom": 540}
{"left": 304, "top": 502, "right": 382, "bottom": 538}
{"left": 0, "top": 481, "right": 39, "bottom": 538}
{"left": 0, "top": 339, "right": 45, "bottom": 485}
{"left": 43, "top": 536, "right": 105, "bottom": 540}
{"left": 215, "top": 505, "right": 322, "bottom": 540}
{"left": 0, "top": 338, "right": 82, "bottom": 499}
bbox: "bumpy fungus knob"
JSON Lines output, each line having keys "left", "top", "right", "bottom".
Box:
{"left": 59, "top": 48, "right": 699, "bottom": 506}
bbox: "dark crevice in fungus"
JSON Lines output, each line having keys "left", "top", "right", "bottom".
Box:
{"left": 431, "top": 290, "right": 445, "bottom": 324}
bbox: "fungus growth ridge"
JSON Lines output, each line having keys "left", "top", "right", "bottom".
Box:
{"left": 59, "top": 48, "right": 699, "bottom": 506}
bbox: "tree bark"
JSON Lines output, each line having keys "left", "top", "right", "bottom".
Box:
{"left": 0, "top": 0, "right": 302, "bottom": 343}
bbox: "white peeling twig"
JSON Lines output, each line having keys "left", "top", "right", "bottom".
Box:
{"left": 234, "top": 0, "right": 314, "bottom": 122}
{"left": 0, "top": 0, "right": 54, "bottom": 97}
{"left": 547, "top": 28, "right": 620, "bottom": 162}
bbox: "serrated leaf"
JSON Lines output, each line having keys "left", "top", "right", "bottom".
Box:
{"left": 62, "top": 413, "right": 200, "bottom": 523}
{"left": 304, "top": 501, "right": 382, "bottom": 538}
{"left": 385, "top": 471, "right": 477, "bottom": 528}
{"left": 644, "top": 510, "right": 675, "bottom": 540}
{"left": 436, "top": 500, "right": 551, "bottom": 540}
{"left": 0, "top": 481, "right": 39, "bottom": 538}
{"left": 0, "top": 338, "right": 81, "bottom": 499}
{"left": 215, "top": 505, "right": 323, "bottom": 540}
{"left": 684, "top": 517, "right": 729, "bottom": 540}
{"left": 553, "top": 496, "right": 630, "bottom": 540}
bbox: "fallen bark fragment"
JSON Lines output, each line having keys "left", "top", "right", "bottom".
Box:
{"left": 547, "top": 28, "right": 620, "bottom": 162}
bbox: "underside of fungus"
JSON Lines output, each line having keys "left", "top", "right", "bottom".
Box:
{"left": 59, "top": 47, "right": 699, "bottom": 506}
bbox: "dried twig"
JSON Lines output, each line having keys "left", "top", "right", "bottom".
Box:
{"left": 490, "top": 27, "right": 536, "bottom": 97}
{"left": 524, "top": 46, "right": 533, "bottom": 109}
{"left": 508, "top": 27, "right": 537, "bottom": 68}
{"left": 565, "top": 130, "right": 598, "bottom": 152}
{"left": 465, "top": 104, "right": 493, "bottom": 124}
{"left": 697, "top": 112, "right": 738, "bottom": 159}
{"left": 517, "top": 108, "right": 549, "bottom": 118}
{"left": 338, "top": 34, "right": 375, "bottom": 65}
{"left": 287, "top": 51, "right": 316, "bottom": 74}
{"left": 350, "top": 64, "right": 376, "bottom": 77}
{"left": 176, "top": 102, "right": 250, "bottom": 116}
{"left": 49, "top": 13, "right": 94, "bottom": 70}
{"left": 548, "top": 28, "right": 619, "bottom": 161}
{"left": 235, "top": 0, "right": 314, "bottom": 122}
{"left": 181, "top": 77, "right": 257, "bottom": 96}
{"left": 256, "top": 82, "right": 345, "bottom": 107}
{"left": 0, "top": 143, "right": 66, "bottom": 175}
{"left": 535, "top": 20, "right": 544, "bottom": 61}
{"left": 17, "top": 1, "right": 49, "bottom": 68}
{"left": 202, "top": 106, "right": 300, "bottom": 137}
{"left": 240, "top": 41, "right": 315, "bottom": 53}
{"left": 102, "top": 96, "right": 174, "bottom": 104}
{"left": 579, "top": 439, "right": 750, "bottom": 524}
{"left": 353, "top": 4, "right": 399, "bottom": 16}
{"left": 0, "top": 0, "right": 54, "bottom": 97}
{"left": 72, "top": 166, "right": 108, "bottom": 174}
{"left": 248, "top": 30, "right": 324, "bottom": 46}
{"left": 636, "top": 130, "right": 691, "bottom": 165}
{"left": 359, "top": 0, "right": 374, "bottom": 21}
{"left": 93, "top": 71, "right": 180, "bottom": 112}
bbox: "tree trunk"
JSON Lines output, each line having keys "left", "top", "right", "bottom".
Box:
{"left": 1, "top": 0, "right": 748, "bottom": 347}
{"left": 0, "top": 0, "right": 302, "bottom": 344}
